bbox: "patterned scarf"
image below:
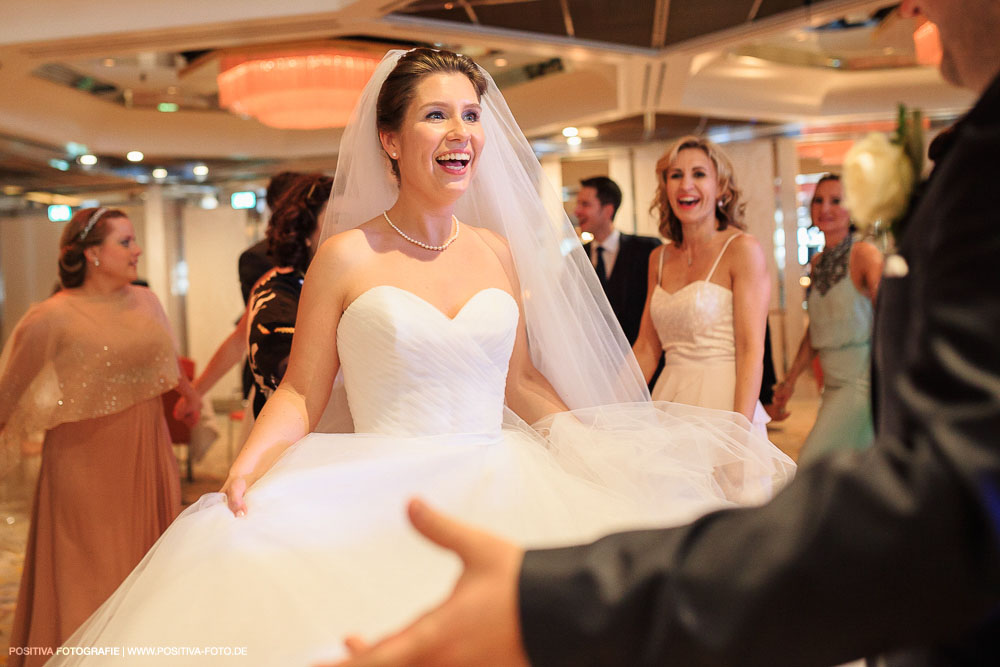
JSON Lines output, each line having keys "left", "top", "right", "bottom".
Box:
{"left": 812, "top": 235, "right": 852, "bottom": 296}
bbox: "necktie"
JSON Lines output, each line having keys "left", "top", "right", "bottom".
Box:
{"left": 595, "top": 246, "right": 608, "bottom": 288}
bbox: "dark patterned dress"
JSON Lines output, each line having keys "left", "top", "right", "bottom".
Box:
{"left": 247, "top": 268, "right": 303, "bottom": 417}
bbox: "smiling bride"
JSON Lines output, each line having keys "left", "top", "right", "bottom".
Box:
{"left": 52, "top": 48, "right": 793, "bottom": 666}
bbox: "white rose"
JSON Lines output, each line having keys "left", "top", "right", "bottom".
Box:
{"left": 842, "top": 132, "right": 915, "bottom": 232}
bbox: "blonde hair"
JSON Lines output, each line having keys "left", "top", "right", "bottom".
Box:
{"left": 650, "top": 135, "right": 746, "bottom": 244}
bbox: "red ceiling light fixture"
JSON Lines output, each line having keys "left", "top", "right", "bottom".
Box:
{"left": 217, "top": 48, "right": 380, "bottom": 130}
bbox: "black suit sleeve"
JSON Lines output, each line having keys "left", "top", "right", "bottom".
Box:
{"left": 520, "top": 129, "right": 1000, "bottom": 666}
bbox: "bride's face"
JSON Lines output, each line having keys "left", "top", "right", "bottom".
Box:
{"left": 383, "top": 72, "right": 485, "bottom": 201}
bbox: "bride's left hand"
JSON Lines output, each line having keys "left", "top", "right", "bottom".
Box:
{"left": 320, "top": 498, "right": 528, "bottom": 667}
{"left": 220, "top": 475, "right": 249, "bottom": 517}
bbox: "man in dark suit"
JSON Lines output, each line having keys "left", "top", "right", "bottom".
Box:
{"left": 330, "top": 2, "right": 1000, "bottom": 665}
{"left": 576, "top": 176, "right": 660, "bottom": 345}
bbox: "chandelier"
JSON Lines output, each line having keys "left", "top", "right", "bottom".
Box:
{"left": 217, "top": 48, "right": 380, "bottom": 130}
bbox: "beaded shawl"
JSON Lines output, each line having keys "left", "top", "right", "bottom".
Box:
{"left": 0, "top": 285, "right": 178, "bottom": 474}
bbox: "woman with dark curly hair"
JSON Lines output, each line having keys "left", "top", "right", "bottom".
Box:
{"left": 178, "top": 173, "right": 333, "bottom": 420}
{"left": 247, "top": 173, "right": 333, "bottom": 416}
{"left": 1, "top": 207, "right": 198, "bottom": 665}
{"left": 633, "top": 135, "right": 771, "bottom": 435}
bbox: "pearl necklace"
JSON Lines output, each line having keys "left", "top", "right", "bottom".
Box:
{"left": 383, "top": 211, "right": 460, "bottom": 251}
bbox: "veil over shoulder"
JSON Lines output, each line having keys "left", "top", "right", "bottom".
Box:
{"left": 319, "top": 49, "right": 648, "bottom": 416}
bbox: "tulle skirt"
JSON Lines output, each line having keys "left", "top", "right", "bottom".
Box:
{"left": 651, "top": 361, "right": 771, "bottom": 438}
{"left": 53, "top": 401, "right": 794, "bottom": 665}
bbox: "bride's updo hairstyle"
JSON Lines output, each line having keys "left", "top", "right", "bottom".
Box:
{"left": 650, "top": 135, "right": 746, "bottom": 245}
{"left": 58, "top": 207, "right": 125, "bottom": 287}
{"left": 376, "top": 48, "right": 488, "bottom": 181}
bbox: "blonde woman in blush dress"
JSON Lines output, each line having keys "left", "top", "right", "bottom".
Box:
{"left": 633, "top": 136, "right": 772, "bottom": 436}
{"left": 0, "top": 207, "right": 198, "bottom": 666}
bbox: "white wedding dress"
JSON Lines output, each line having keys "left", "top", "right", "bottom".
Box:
{"left": 55, "top": 285, "right": 793, "bottom": 665}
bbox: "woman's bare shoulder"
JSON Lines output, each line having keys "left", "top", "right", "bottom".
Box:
{"left": 313, "top": 226, "right": 376, "bottom": 273}
{"left": 465, "top": 224, "right": 515, "bottom": 262}
{"left": 728, "top": 230, "right": 764, "bottom": 263}
{"left": 852, "top": 239, "right": 883, "bottom": 264}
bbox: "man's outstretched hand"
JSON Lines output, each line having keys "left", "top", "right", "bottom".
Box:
{"left": 322, "top": 498, "right": 530, "bottom": 667}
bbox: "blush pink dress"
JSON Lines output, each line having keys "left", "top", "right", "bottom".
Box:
{"left": 649, "top": 232, "right": 770, "bottom": 437}
{"left": 1, "top": 286, "right": 181, "bottom": 666}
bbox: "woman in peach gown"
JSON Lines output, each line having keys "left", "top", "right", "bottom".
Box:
{"left": 0, "top": 207, "right": 198, "bottom": 666}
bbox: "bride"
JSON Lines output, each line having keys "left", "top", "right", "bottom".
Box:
{"left": 54, "top": 48, "right": 793, "bottom": 665}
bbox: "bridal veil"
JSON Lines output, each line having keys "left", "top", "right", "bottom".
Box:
{"left": 320, "top": 49, "right": 649, "bottom": 413}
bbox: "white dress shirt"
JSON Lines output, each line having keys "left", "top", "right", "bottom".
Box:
{"left": 590, "top": 229, "right": 621, "bottom": 280}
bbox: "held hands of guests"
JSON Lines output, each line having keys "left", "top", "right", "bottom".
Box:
{"left": 171, "top": 392, "right": 201, "bottom": 429}
{"left": 770, "top": 378, "right": 795, "bottom": 419}
{"left": 321, "top": 498, "right": 528, "bottom": 667}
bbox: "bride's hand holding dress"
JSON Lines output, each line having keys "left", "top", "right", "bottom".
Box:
{"left": 221, "top": 228, "right": 359, "bottom": 516}
{"left": 222, "top": 222, "right": 568, "bottom": 516}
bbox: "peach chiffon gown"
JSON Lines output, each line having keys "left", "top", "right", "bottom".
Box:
{"left": 0, "top": 285, "right": 181, "bottom": 666}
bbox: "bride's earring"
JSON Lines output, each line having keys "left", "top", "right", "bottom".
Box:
{"left": 93, "top": 257, "right": 100, "bottom": 267}
{"left": 391, "top": 152, "right": 397, "bottom": 158}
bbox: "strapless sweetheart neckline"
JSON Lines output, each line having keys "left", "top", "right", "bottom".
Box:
{"left": 343, "top": 284, "right": 516, "bottom": 321}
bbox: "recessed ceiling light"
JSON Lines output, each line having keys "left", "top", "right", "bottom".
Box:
{"left": 494, "top": 58, "right": 508, "bottom": 67}
{"left": 126, "top": 151, "right": 144, "bottom": 162}
{"left": 192, "top": 165, "right": 209, "bottom": 177}
{"left": 562, "top": 127, "right": 579, "bottom": 138}
{"left": 567, "top": 136, "right": 582, "bottom": 146}
{"left": 152, "top": 168, "right": 168, "bottom": 179}
{"left": 78, "top": 154, "right": 98, "bottom": 166}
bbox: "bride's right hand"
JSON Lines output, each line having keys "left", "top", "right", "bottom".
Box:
{"left": 220, "top": 475, "right": 250, "bottom": 517}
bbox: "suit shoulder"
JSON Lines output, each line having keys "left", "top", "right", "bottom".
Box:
{"left": 630, "top": 234, "right": 662, "bottom": 250}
